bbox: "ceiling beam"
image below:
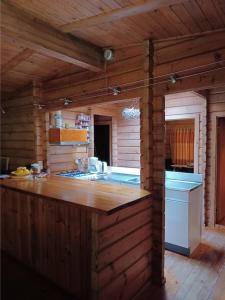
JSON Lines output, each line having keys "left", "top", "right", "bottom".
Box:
{"left": 60, "top": 0, "right": 187, "bottom": 32}
{"left": 1, "top": 48, "right": 34, "bottom": 75}
{"left": 1, "top": 2, "right": 104, "bottom": 72}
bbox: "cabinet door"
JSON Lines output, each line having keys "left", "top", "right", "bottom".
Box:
{"left": 165, "top": 198, "right": 189, "bottom": 248}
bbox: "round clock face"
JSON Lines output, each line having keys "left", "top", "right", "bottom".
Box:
{"left": 104, "top": 49, "right": 114, "bottom": 61}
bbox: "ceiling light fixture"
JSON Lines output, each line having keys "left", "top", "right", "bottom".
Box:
{"left": 33, "top": 103, "right": 46, "bottom": 110}
{"left": 1, "top": 106, "right": 6, "bottom": 114}
{"left": 169, "top": 74, "right": 177, "bottom": 84}
{"left": 121, "top": 100, "right": 140, "bottom": 120}
{"left": 61, "top": 97, "right": 72, "bottom": 106}
{"left": 110, "top": 87, "right": 121, "bottom": 96}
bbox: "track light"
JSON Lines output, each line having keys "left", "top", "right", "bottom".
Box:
{"left": 1, "top": 106, "right": 6, "bottom": 114}
{"left": 60, "top": 97, "right": 72, "bottom": 106}
{"left": 33, "top": 103, "right": 46, "bottom": 110}
{"left": 169, "top": 75, "right": 177, "bottom": 84}
{"left": 110, "top": 87, "right": 121, "bottom": 96}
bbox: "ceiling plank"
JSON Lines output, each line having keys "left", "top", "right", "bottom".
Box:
{"left": 60, "top": 0, "right": 187, "bottom": 32}
{"left": 1, "top": 2, "right": 104, "bottom": 72}
{"left": 1, "top": 48, "right": 34, "bottom": 75}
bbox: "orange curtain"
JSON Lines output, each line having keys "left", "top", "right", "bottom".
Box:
{"left": 169, "top": 128, "right": 194, "bottom": 166}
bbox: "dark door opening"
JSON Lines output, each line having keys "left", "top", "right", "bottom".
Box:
{"left": 216, "top": 117, "right": 225, "bottom": 225}
{"left": 94, "top": 115, "right": 112, "bottom": 165}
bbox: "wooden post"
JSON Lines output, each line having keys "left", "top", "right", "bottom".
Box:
{"left": 141, "top": 40, "right": 165, "bottom": 285}
{"left": 152, "top": 94, "right": 165, "bottom": 285}
{"left": 140, "top": 40, "right": 153, "bottom": 191}
{"left": 33, "top": 80, "right": 46, "bottom": 163}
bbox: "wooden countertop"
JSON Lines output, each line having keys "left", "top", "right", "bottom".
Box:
{"left": 0, "top": 175, "right": 151, "bottom": 215}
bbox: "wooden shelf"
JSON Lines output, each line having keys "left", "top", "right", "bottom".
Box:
{"left": 49, "top": 128, "right": 88, "bottom": 144}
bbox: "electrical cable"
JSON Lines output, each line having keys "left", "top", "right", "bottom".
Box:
{"left": 3, "top": 63, "right": 225, "bottom": 112}
{"left": 44, "top": 58, "right": 225, "bottom": 102}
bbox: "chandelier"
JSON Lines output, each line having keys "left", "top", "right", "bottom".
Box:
{"left": 121, "top": 100, "right": 140, "bottom": 120}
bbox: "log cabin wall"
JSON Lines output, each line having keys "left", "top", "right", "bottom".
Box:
{"left": 205, "top": 87, "right": 225, "bottom": 226}
{"left": 152, "top": 30, "right": 225, "bottom": 280}
{"left": 1, "top": 88, "right": 37, "bottom": 171}
{"left": 3, "top": 30, "right": 225, "bottom": 292}
{"left": 115, "top": 100, "right": 140, "bottom": 169}
{"left": 91, "top": 198, "right": 152, "bottom": 300}
{"left": 46, "top": 100, "right": 141, "bottom": 172}
{"left": 42, "top": 45, "right": 145, "bottom": 108}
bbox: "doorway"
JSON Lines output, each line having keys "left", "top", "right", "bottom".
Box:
{"left": 165, "top": 119, "right": 195, "bottom": 173}
{"left": 94, "top": 115, "right": 112, "bottom": 165}
{"left": 216, "top": 117, "right": 225, "bottom": 225}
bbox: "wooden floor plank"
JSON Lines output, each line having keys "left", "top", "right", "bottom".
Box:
{"left": 142, "top": 227, "right": 225, "bottom": 300}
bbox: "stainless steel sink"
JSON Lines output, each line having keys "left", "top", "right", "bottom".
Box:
{"left": 57, "top": 170, "right": 140, "bottom": 185}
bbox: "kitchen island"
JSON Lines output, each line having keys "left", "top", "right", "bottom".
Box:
{"left": 1, "top": 176, "right": 152, "bottom": 300}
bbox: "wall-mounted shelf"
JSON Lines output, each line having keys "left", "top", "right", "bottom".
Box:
{"left": 49, "top": 128, "right": 88, "bottom": 145}
{"left": 49, "top": 142, "right": 90, "bottom": 145}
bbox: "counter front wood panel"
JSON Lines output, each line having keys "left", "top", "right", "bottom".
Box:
{"left": 1, "top": 186, "right": 152, "bottom": 300}
{"left": 92, "top": 197, "right": 152, "bottom": 300}
{"left": 1, "top": 187, "right": 92, "bottom": 299}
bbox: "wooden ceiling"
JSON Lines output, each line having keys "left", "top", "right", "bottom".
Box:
{"left": 1, "top": 0, "right": 225, "bottom": 94}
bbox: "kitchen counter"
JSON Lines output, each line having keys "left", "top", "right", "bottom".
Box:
{"left": 166, "top": 179, "right": 200, "bottom": 191}
{"left": 1, "top": 175, "right": 152, "bottom": 299}
{"left": 0, "top": 175, "right": 150, "bottom": 215}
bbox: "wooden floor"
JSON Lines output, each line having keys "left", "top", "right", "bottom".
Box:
{"left": 144, "top": 227, "right": 225, "bottom": 300}
{"left": 1, "top": 228, "right": 225, "bottom": 300}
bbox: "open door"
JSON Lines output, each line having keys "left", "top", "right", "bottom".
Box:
{"left": 216, "top": 117, "right": 225, "bottom": 225}
{"left": 94, "top": 115, "right": 112, "bottom": 165}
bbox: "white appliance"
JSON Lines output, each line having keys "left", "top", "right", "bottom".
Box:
{"left": 165, "top": 171, "right": 203, "bottom": 256}
{"left": 88, "top": 157, "right": 99, "bottom": 173}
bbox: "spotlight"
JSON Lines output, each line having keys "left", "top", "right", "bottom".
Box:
{"left": 110, "top": 87, "right": 121, "bottom": 96}
{"left": 169, "top": 75, "right": 177, "bottom": 84}
{"left": 1, "top": 107, "right": 6, "bottom": 114}
{"left": 33, "top": 103, "right": 46, "bottom": 110}
{"left": 60, "top": 98, "right": 72, "bottom": 106}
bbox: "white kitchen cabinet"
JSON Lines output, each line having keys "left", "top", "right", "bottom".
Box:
{"left": 165, "top": 171, "right": 203, "bottom": 256}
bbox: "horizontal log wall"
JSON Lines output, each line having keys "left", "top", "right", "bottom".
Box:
{"left": 116, "top": 100, "right": 140, "bottom": 168}
{"left": 205, "top": 88, "right": 225, "bottom": 226}
{"left": 41, "top": 45, "right": 144, "bottom": 110}
{"left": 46, "top": 101, "right": 141, "bottom": 172}
{"left": 153, "top": 31, "right": 225, "bottom": 96}
{"left": 92, "top": 198, "right": 152, "bottom": 300}
{"left": 1, "top": 89, "right": 36, "bottom": 171}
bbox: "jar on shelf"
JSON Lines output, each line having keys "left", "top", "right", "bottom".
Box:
{"left": 54, "top": 111, "right": 63, "bottom": 128}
